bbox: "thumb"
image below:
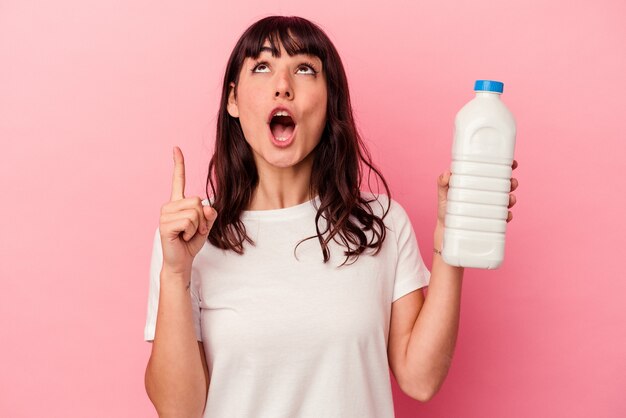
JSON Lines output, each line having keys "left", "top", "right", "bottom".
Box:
{"left": 203, "top": 205, "right": 218, "bottom": 229}
{"left": 438, "top": 171, "right": 450, "bottom": 198}
{"left": 438, "top": 170, "right": 451, "bottom": 187}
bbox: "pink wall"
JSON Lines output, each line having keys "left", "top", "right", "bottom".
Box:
{"left": 1, "top": 0, "right": 624, "bottom": 417}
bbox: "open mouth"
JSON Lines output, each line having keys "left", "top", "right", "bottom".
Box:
{"left": 269, "top": 115, "right": 296, "bottom": 142}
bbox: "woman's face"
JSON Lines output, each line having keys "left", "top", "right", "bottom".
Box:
{"left": 227, "top": 39, "right": 327, "bottom": 172}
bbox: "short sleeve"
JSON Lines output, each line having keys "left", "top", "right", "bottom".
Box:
{"left": 143, "top": 226, "right": 203, "bottom": 342}
{"left": 389, "top": 199, "right": 431, "bottom": 302}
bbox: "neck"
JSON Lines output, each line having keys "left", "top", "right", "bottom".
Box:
{"left": 247, "top": 154, "right": 317, "bottom": 210}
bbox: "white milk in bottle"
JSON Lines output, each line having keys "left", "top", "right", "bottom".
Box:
{"left": 442, "top": 80, "right": 516, "bottom": 269}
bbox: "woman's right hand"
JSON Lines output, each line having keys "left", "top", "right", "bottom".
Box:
{"left": 159, "top": 146, "right": 218, "bottom": 276}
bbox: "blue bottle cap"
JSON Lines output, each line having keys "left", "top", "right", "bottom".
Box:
{"left": 474, "top": 80, "right": 504, "bottom": 93}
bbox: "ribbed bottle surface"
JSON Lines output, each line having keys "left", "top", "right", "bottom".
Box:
{"left": 442, "top": 80, "right": 516, "bottom": 269}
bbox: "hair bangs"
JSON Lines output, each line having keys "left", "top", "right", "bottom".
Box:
{"left": 242, "top": 17, "right": 326, "bottom": 62}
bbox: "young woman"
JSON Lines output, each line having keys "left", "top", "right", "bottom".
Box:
{"left": 144, "top": 15, "right": 518, "bottom": 418}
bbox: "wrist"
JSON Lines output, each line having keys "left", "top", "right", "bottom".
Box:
{"left": 434, "top": 221, "right": 445, "bottom": 250}
{"left": 160, "top": 266, "right": 191, "bottom": 282}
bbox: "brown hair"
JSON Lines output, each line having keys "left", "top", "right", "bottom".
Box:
{"left": 206, "top": 15, "right": 391, "bottom": 266}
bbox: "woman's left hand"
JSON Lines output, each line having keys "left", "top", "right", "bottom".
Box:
{"left": 437, "top": 160, "right": 519, "bottom": 226}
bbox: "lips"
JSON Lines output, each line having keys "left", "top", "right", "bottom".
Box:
{"left": 267, "top": 106, "right": 297, "bottom": 124}
{"left": 268, "top": 106, "right": 297, "bottom": 144}
{"left": 267, "top": 124, "right": 297, "bottom": 148}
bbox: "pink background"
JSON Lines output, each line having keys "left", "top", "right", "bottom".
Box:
{"left": 1, "top": 0, "right": 624, "bottom": 417}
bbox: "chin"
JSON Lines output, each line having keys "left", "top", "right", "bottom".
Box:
{"left": 259, "top": 147, "right": 315, "bottom": 170}
{"left": 265, "top": 155, "right": 302, "bottom": 168}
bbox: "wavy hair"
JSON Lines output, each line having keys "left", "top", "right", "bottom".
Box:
{"left": 206, "top": 15, "right": 392, "bottom": 266}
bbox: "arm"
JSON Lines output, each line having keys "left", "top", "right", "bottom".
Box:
{"left": 402, "top": 221, "right": 464, "bottom": 401}
{"left": 393, "top": 164, "right": 517, "bottom": 401}
{"left": 145, "top": 269, "right": 209, "bottom": 418}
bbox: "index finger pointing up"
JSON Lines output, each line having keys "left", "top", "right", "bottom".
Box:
{"left": 170, "top": 146, "right": 186, "bottom": 201}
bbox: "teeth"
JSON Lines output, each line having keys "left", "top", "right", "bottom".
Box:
{"left": 272, "top": 110, "right": 290, "bottom": 117}
{"left": 275, "top": 137, "right": 288, "bottom": 142}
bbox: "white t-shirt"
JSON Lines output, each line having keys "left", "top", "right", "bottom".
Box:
{"left": 144, "top": 192, "right": 431, "bottom": 418}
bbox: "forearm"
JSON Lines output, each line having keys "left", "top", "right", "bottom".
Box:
{"left": 145, "top": 269, "right": 207, "bottom": 418}
{"left": 405, "top": 222, "right": 464, "bottom": 399}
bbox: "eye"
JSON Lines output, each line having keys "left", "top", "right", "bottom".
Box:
{"left": 252, "top": 61, "right": 270, "bottom": 73}
{"left": 297, "top": 63, "right": 318, "bottom": 75}
{"left": 251, "top": 60, "right": 319, "bottom": 75}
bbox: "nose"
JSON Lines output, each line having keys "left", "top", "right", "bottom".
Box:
{"left": 274, "top": 69, "right": 293, "bottom": 99}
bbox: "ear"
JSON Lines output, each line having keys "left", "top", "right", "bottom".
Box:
{"left": 227, "top": 82, "right": 239, "bottom": 118}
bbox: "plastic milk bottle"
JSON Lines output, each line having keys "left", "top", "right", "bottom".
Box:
{"left": 442, "top": 80, "right": 516, "bottom": 269}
